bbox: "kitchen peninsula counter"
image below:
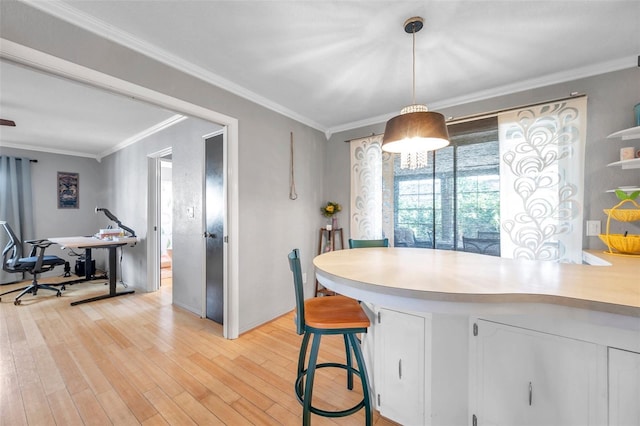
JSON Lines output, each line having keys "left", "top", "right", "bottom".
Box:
{"left": 313, "top": 248, "right": 640, "bottom": 317}
{"left": 313, "top": 248, "right": 640, "bottom": 425}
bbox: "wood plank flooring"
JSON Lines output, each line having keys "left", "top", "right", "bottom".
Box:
{"left": 0, "top": 275, "right": 397, "bottom": 425}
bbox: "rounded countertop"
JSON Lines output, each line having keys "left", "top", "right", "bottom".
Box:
{"left": 313, "top": 248, "right": 640, "bottom": 316}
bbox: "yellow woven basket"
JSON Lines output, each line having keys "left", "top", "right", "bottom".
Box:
{"left": 603, "top": 208, "right": 640, "bottom": 222}
{"left": 599, "top": 234, "right": 640, "bottom": 254}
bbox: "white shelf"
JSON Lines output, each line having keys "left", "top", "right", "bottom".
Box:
{"left": 607, "top": 126, "right": 640, "bottom": 141}
{"left": 607, "top": 158, "right": 640, "bottom": 169}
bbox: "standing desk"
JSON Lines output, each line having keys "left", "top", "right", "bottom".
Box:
{"left": 48, "top": 236, "right": 137, "bottom": 305}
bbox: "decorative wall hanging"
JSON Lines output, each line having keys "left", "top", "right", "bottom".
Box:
{"left": 57, "top": 171, "right": 79, "bottom": 209}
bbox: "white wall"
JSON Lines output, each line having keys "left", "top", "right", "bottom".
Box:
{"left": 325, "top": 67, "right": 640, "bottom": 249}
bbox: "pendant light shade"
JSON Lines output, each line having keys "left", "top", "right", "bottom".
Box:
{"left": 381, "top": 110, "right": 449, "bottom": 153}
{"left": 381, "top": 16, "right": 450, "bottom": 169}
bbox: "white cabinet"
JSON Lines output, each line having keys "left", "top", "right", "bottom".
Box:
{"left": 471, "top": 319, "right": 606, "bottom": 426}
{"left": 375, "top": 308, "right": 429, "bottom": 426}
{"left": 609, "top": 348, "right": 640, "bottom": 426}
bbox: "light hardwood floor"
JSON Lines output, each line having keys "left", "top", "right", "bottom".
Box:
{"left": 0, "top": 275, "right": 397, "bottom": 425}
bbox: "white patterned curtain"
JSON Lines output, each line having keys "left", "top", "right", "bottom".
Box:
{"left": 498, "top": 97, "right": 587, "bottom": 263}
{"left": 350, "top": 135, "right": 396, "bottom": 240}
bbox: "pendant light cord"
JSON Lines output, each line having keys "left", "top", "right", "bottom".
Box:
{"left": 412, "top": 27, "right": 416, "bottom": 105}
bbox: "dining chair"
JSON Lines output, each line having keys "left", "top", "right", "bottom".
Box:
{"left": 348, "top": 238, "right": 389, "bottom": 249}
{"left": 461, "top": 236, "right": 501, "bottom": 257}
{"left": 0, "top": 221, "right": 69, "bottom": 305}
{"left": 288, "top": 249, "right": 372, "bottom": 425}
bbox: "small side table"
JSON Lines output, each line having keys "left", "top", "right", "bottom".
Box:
{"left": 315, "top": 227, "right": 344, "bottom": 296}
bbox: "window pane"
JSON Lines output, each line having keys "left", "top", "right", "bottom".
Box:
{"left": 392, "top": 117, "right": 500, "bottom": 254}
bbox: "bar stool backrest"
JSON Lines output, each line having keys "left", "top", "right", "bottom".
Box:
{"left": 288, "top": 248, "right": 306, "bottom": 335}
{"left": 348, "top": 238, "right": 389, "bottom": 249}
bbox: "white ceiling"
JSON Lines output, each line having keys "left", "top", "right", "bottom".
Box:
{"left": 1, "top": 1, "right": 639, "bottom": 158}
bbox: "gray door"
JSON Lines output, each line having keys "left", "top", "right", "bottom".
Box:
{"left": 205, "top": 134, "right": 224, "bottom": 323}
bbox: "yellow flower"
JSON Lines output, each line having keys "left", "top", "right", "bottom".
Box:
{"left": 326, "top": 205, "right": 334, "bottom": 213}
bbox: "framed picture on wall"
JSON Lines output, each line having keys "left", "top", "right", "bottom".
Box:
{"left": 57, "top": 171, "right": 79, "bottom": 209}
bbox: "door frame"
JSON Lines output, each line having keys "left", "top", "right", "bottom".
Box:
{"left": 1, "top": 39, "right": 240, "bottom": 339}
{"left": 148, "top": 148, "right": 172, "bottom": 293}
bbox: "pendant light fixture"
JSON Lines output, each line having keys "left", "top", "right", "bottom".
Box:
{"left": 382, "top": 16, "right": 450, "bottom": 169}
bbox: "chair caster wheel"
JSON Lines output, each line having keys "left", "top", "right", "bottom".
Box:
{"left": 56, "top": 292, "right": 62, "bottom": 297}
{"left": 14, "top": 300, "right": 21, "bottom": 305}
{"left": 61, "top": 285, "right": 66, "bottom": 291}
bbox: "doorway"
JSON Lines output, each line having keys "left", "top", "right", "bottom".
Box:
{"left": 159, "top": 157, "right": 173, "bottom": 293}
{"left": 7, "top": 41, "right": 240, "bottom": 338}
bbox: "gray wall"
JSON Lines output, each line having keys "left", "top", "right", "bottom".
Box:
{"left": 326, "top": 67, "right": 640, "bottom": 250}
{"left": 1, "top": 1, "right": 327, "bottom": 333}
{"left": 0, "top": 146, "right": 105, "bottom": 269}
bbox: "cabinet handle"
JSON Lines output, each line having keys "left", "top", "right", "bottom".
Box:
{"left": 398, "top": 359, "right": 402, "bottom": 379}
{"left": 529, "top": 381, "right": 533, "bottom": 406}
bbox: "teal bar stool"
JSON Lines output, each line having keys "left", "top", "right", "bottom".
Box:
{"left": 288, "top": 249, "right": 372, "bottom": 425}
{"left": 348, "top": 238, "right": 389, "bottom": 248}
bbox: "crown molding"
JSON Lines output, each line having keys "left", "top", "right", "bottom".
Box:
{"left": 17, "top": 1, "right": 639, "bottom": 140}
{"left": 24, "top": 0, "right": 327, "bottom": 133}
{"left": 327, "top": 55, "right": 636, "bottom": 137}
{"left": 97, "top": 114, "right": 187, "bottom": 161}
{"left": 0, "top": 141, "right": 101, "bottom": 160}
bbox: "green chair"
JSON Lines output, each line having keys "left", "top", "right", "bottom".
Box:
{"left": 288, "top": 249, "right": 372, "bottom": 425}
{"left": 348, "top": 238, "right": 389, "bottom": 248}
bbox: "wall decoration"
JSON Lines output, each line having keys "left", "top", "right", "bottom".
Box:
{"left": 57, "top": 171, "right": 79, "bottom": 209}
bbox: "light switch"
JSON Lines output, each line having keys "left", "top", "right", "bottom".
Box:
{"left": 586, "top": 220, "right": 601, "bottom": 236}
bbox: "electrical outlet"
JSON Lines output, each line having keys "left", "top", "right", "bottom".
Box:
{"left": 586, "top": 220, "right": 601, "bottom": 236}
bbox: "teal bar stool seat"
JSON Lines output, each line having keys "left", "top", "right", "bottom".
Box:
{"left": 348, "top": 238, "right": 389, "bottom": 248}
{"left": 288, "top": 249, "right": 372, "bottom": 425}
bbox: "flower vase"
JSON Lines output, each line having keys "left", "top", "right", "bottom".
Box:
{"left": 332, "top": 216, "right": 338, "bottom": 230}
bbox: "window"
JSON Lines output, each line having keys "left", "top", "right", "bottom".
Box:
{"left": 393, "top": 117, "right": 500, "bottom": 252}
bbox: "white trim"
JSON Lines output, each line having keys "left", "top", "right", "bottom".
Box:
{"left": 2, "top": 39, "right": 240, "bottom": 339}
{"left": 24, "top": 0, "right": 326, "bottom": 134}
{"left": 99, "top": 114, "right": 187, "bottom": 161}
{"left": 326, "top": 55, "right": 636, "bottom": 137}
{"left": 0, "top": 140, "right": 100, "bottom": 160}
{"left": 14, "top": 3, "right": 637, "bottom": 140}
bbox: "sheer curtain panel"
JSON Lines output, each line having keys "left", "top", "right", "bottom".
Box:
{"left": 0, "top": 156, "right": 35, "bottom": 284}
{"left": 498, "top": 97, "right": 587, "bottom": 263}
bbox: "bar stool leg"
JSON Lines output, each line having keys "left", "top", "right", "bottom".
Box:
{"left": 348, "top": 333, "right": 373, "bottom": 426}
{"left": 303, "top": 333, "right": 322, "bottom": 426}
{"left": 297, "top": 332, "right": 311, "bottom": 399}
{"left": 343, "top": 335, "right": 354, "bottom": 390}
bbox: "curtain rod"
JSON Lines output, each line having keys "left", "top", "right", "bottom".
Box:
{"left": 344, "top": 92, "right": 586, "bottom": 142}
{"left": 444, "top": 92, "right": 586, "bottom": 125}
{"left": 0, "top": 155, "right": 39, "bottom": 163}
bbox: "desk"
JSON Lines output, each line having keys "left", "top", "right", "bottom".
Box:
{"left": 49, "top": 236, "right": 137, "bottom": 305}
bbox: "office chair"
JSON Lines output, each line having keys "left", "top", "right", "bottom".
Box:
{"left": 348, "top": 238, "right": 389, "bottom": 248}
{"left": 0, "top": 221, "right": 69, "bottom": 305}
{"left": 288, "top": 249, "right": 372, "bottom": 425}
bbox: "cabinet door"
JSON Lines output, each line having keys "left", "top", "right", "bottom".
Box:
{"left": 473, "top": 320, "right": 601, "bottom": 426}
{"left": 609, "top": 348, "right": 640, "bottom": 426}
{"left": 377, "top": 308, "right": 426, "bottom": 426}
